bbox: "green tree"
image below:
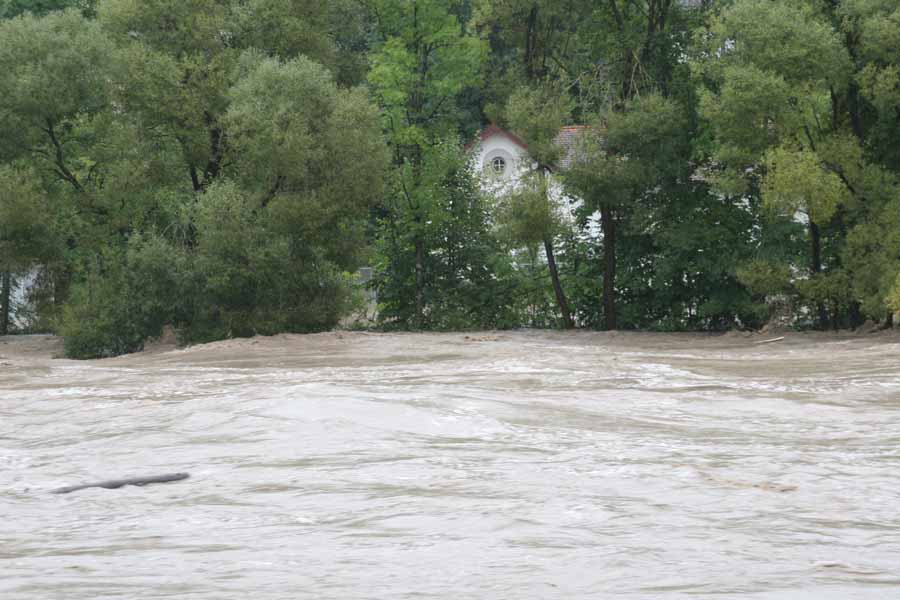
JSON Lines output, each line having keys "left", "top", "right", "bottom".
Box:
{"left": 889, "top": 273, "right": 900, "bottom": 320}
{"left": 55, "top": 49, "right": 387, "bottom": 356}
{"left": 0, "top": 2, "right": 387, "bottom": 356}
{"left": 697, "top": 0, "right": 900, "bottom": 328}
{"left": 374, "top": 143, "right": 520, "bottom": 329}
{"left": 98, "top": 0, "right": 358, "bottom": 194}
{"left": 567, "top": 94, "right": 690, "bottom": 330}
{"left": 0, "top": 166, "right": 59, "bottom": 333}
{"left": 0, "top": 9, "right": 119, "bottom": 325}
{"left": 367, "top": 0, "right": 485, "bottom": 327}
{"left": 0, "top": 0, "right": 93, "bottom": 18}
{"left": 223, "top": 51, "right": 387, "bottom": 269}
{"left": 550, "top": 1, "right": 701, "bottom": 330}
{"left": 0, "top": 9, "right": 113, "bottom": 189}
{"left": 837, "top": 0, "right": 900, "bottom": 326}
{"left": 473, "top": 0, "right": 594, "bottom": 118}
{"left": 503, "top": 84, "right": 575, "bottom": 328}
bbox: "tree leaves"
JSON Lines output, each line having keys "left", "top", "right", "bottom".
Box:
{"left": 762, "top": 146, "right": 849, "bottom": 224}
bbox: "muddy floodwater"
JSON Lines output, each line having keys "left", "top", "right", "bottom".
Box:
{"left": 2, "top": 331, "right": 900, "bottom": 599}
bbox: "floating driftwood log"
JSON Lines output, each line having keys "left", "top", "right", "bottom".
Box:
{"left": 52, "top": 473, "right": 190, "bottom": 494}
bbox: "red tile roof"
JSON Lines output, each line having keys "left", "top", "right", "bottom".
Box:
{"left": 464, "top": 124, "right": 529, "bottom": 152}
{"left": 554, "top": 126, "right": 590, "bottom": 170}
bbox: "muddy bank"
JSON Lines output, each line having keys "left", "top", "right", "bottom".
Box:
{"left": 3, "top": 326, "right": 897, "bottom": 366}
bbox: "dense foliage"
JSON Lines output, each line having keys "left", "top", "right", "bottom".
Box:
{"left": 1, "top": 0, "right": 898, "bottom": 354}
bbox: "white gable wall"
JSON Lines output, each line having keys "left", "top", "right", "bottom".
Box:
{"left": 471, "top": 133, "right": 532, "bottom": 196}
{"left": 471, "top": 131, "right": 585, "bottom": 229}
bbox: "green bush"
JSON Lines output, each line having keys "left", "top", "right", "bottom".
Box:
{"left": 888, "top": 274, "right": 900, "bottom": 318}
{"left": 60, "top": 182, "right": 362, "bottom": 358}
{"left": 178, "top": 182, "right": 356, "bottom": 343}
{"left": 59, "top": 235, "right": 184, "bottom": 358}
{"left": 59, "top": 261, "right": 145, "bottom": 359}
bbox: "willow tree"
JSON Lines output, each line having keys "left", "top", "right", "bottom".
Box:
{"left": 98, "top": 0, "right": 356, "bottom": 194}
{"left": 473, "top": 1, "right": 599, "bottom": 329}
{"left": 0, "top": 2, "right": 387, "bottom": 356}
{"left": 223, "top": 52, "right": 387, "bottom": 270}
{"left": 0, "top": 10, "right": 112, "bottom": 190}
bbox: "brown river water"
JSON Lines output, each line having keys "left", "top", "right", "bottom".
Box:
{"left": 1, "top": 330, "right": 900, "bottom": 599}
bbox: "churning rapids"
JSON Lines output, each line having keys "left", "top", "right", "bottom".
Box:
{"left": 2, "top": 331, "right": 900, "bottom": 599}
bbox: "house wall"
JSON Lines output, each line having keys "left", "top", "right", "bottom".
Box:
{"left": 8, "top": 268, "right": 37, "bottom": 331}
{"left": 470, "top": 133, "right": 583, "bottom": 229}
{"left": 470, "top": 134, "right": 532, "bottom": 195}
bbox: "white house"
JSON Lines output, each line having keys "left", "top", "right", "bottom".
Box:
{"left": 467, "top": 124, "right": 531, "bottom": 188}
{"left": 467, "top": 124, "right": 589, "bottom": 188}
{"left": 468, "top": 123, "right": 589, "bottom": 188}
{"left": 467, "top": 124, "right": 594, "bottom": 231}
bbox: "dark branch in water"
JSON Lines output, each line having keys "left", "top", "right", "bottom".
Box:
{"left": 51, "top": 473, "right": 190, "bottom": 494}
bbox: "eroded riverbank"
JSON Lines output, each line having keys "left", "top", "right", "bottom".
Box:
{"left": 2, "top": 331, "right": 900, "bottom": 598}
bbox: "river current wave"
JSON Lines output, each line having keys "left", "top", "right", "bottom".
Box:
{"left": 2, "top": 331, "right": 899, "bottom": 599}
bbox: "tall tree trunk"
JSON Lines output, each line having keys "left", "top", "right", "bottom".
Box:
{"left": 809, "top": 221, "right": 828, "bottom": 329}
{"left": 848, "top": 300, "right": 863, "bottom": 329}
{"left": 601, "top": 206, "right": 618, "bottom": 331}
{"left": 544, "top": 237, "right": 574, "bottom": 329}
{"left": 809, "top": 221, "right": 823, "bottom": 273}
{"left": 414, "top": 236, "right": 425, "bottom": 327}
{"left": 1, "top": 271, "right": 11, "bottom": 336}
{"left": 524, "top": 6, "right": 539, "bottom": 79}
